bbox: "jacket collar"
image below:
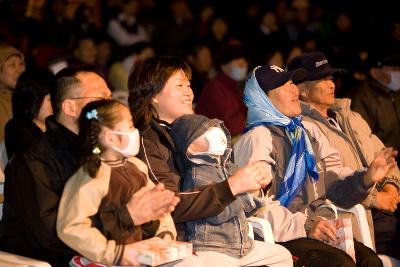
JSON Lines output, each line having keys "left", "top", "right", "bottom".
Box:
{"left": 45, "top": 115, "right": 81, "bottom": 156}
{"left": 149, "top": 119, "right": 177, "bottom": 152}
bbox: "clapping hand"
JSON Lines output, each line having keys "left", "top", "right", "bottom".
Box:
{"left": 126, "top": 183, "right": 180, "bottom": 225}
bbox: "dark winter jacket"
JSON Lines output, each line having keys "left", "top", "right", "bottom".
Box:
{"left": 0, "top": 116, "right": 80, "bottom": 266}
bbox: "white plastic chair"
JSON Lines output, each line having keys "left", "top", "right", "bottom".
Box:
{"left": 332, "top": 204, "right": 400, "bottom": 267}
{"left": 248, "top": 216, "right": 275, "bottom": 244}
{"left": 0, "top": 251, "right": 51, "bottom": 267}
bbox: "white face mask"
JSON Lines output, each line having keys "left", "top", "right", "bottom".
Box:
{"left": 229, "top": 66, "right": 248, "bottom": 81}
{"left": 193, "top": 127, "right": 227, "bottom": 156}
{"left": 386, "top": 70, "right": 400, "bottom": 91}
{"left": 110, "top": 129, "right": 140, "bottom": 157}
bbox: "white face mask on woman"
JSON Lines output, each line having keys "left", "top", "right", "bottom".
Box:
{"left": 110, "top": 129, "right": 140, "bottom": 157}
{"left": 386, "top": 70, "right": 400, "bottom": 91}
{"left": 229, "top": 66, "right": 248, "bottom": 81}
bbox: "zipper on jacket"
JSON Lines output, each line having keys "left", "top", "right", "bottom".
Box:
{"left": 342, "top": 116, "right": 369, "bottom": 168}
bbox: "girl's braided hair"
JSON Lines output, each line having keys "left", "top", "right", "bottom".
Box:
{"left": 79, "top": 99, "right": 126, "bottom": 177}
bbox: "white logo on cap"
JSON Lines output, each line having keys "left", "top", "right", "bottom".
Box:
{"left": 315, "top": 59, "right": 328, "bottom": 67}
{"left": 270, "top": 65, "right": 284, "bottom": 73}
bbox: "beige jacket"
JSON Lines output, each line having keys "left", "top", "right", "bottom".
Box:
{"left": 301, "top": 99, "right": 400, "bottom": 204}
{"left": 0, "top": 88, "right": 12, "bottom": 142}
{"left": 57, "top": 157, "right": 176, "bottom": 265}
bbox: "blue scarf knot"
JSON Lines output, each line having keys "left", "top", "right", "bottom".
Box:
{"left": 243, "top": 68, "right": 319, "bottom": 207}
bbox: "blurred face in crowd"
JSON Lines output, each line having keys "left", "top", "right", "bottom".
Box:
{"left": 137, "top": 47, "right": 154, "bottom": 62}
{"left": 211, "top": 18, "right": 228, "bottom": 40}
{"left": 74, "top": 38, "right": 97, "bottom": 65}
{"left": 221, "top": 58, "right": 248, "bottom": 81}
{"left": 371, "top": 65, "right": 400, "bottom": 91}
{"left": 0, "top": 55, "right": 26, "bottom": 90}
{"left": 298, "top": 76, "right": 336, "bottom": 109}
{"left": 188, "top": 46, "right": 212, "bottom": 73}
{"left": 152, "top": 70, "right": 194, "bottom": 123}
{"left": 124, "top": 0, "right": 140, "bottom": 17}
{"left": 268, "top": 80, "right": 301, "bottom": 118}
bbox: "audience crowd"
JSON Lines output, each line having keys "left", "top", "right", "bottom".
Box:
{"left": 0, "top": 0, "right": 399, "bottom": 266}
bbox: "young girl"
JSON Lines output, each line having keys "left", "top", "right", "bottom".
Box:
{"left": 56, "top": 99, "right": 184, "bottom": 266}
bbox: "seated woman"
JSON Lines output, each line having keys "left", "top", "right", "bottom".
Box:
{"left": 128, "top": 56, "right": 286, "bottom": 265}
{"left": 57, "top": 99, "right": 198, "bottom": 266}
{"left": 4, "top": 70, "right": 54, "bottom": 158}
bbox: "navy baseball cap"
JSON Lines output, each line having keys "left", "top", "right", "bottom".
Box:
{"left": 287, "top": 52, "right": 347, "bottom": 81}
{"left": 255, "top": 65, "right": 307, "bottom": 93}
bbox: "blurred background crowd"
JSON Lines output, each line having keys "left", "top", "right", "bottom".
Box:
{"left": 0, "top": 0, "right": 399, "bottom": 99}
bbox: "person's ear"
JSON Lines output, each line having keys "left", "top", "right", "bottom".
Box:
{"left": 297, "top": 83, "right": 308, "bottom": 101}
{"left": 61, "top": 99, "right": 77, "bottom": 117}
{"left": 102, "top": 129, "right": 119, "bottom": 148}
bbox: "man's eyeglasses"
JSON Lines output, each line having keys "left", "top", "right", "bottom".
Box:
{"left": 68, "top": 95, "right": 112, "bottom": 101}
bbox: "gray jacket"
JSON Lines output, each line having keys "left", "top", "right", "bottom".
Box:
{"left": 170, "top": 114, "right": 263, "bottom": 257}
{"left": 234, "top": 124, "right": 375, "bottom": 233}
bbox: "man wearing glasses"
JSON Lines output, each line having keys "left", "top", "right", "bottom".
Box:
{"left": 0, "top": 67, "right": 111, "bottom": 266}
{"left": 0, "top": 67, "right": 176, "bottom": 266}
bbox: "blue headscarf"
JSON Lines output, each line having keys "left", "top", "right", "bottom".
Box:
{"left": 243, "top": 67, "right": 319, "bottom": 207}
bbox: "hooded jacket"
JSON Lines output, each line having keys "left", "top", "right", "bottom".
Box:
{"left": 170, "top": 114, "right": 263, "bottom": 257}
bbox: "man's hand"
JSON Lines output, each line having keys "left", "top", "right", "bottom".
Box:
{"left": 375, "top": 191, "right": 398, "bottom": 213}
{"left": 382, "top": 183, "right": 399, "bottom": 201}
{"left": 228, "top": 161, "right": 272, "bottom": 196}
{"left": 308, "top": 219, "right": 337, "bottom": 243}
{"left": 126, "top": 183, "right": 180, "bottom": 225}
{"left": 365, "top": 148, "right": 397, "bottom": 183}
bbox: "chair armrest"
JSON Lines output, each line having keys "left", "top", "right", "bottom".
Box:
{"left": 335, "top": 204, "right": 375, "bottom": 251}
{"left": 247, "top": 216, "right": 275, "bottom": 244}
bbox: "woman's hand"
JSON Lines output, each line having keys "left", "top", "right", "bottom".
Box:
{"left": 126, "top": 183, "right": 180, "bottom": 225}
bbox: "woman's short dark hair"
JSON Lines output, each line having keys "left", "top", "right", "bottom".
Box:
{"left": 128, "top": 56, "right": 191, "bottom": 127}
{"left": 13, "top": 70, "right": 55, "bottom": 120}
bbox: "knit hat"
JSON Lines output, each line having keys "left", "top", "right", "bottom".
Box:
{"left": 287, "top": 51, "right": 347, "bottom": 81}
{"left": 217, "top": 44, "right": 247, "bottom": 66}
{"left": 255, "top": 65, "right": 306, "bottom": 93}
{"left": 0, "top": 45, "right": 24, "bottom": 68}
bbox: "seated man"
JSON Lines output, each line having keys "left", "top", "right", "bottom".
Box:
{"left": 234, "top": 65, "right": 396, "bottom": 266}
{"left": 287, "top": 51, "right": 400, "bottom": 260}
{"left": 0, "top": 67, "right": 177, "bottom": 266}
